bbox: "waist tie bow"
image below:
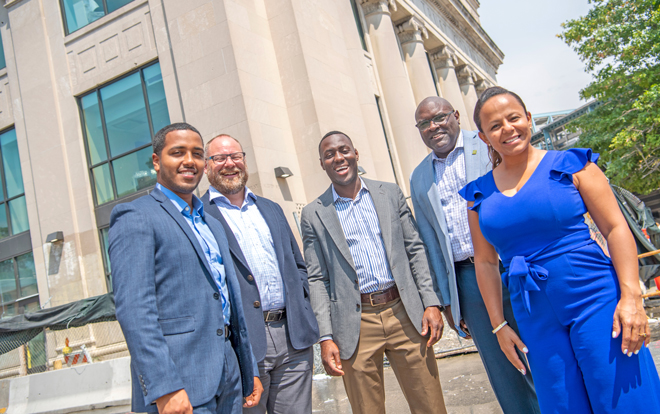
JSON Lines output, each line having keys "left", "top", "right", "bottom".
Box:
{"left": 505, "top": 256, "right": 549, "bottom": 315}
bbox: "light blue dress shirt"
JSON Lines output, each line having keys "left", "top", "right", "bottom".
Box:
{"left": 209, "top": 186, "right": 286, "bottom": 311}
{"left": 333, "top": 179, "right": 395, "bottom": 294}
{"left": 156, "top": 184, "right": 231, "bottom": 325}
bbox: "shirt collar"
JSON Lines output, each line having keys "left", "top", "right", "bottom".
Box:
{"left": 332, "top": 178, "right": 369, "bottom": 203}
{"left": 156, "top": 183, "right": 204, "bottom": 217}
{"left": 209, "top": 185, "right": 256, "bottom": 209}
{"left": 431, "top": 130, "right": 464, "bottom": 163}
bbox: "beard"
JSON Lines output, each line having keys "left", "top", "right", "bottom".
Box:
{"left": 208, "top": 166, "right": 249, "bottom": 195}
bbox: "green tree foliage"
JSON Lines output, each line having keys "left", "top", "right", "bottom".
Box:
{"left": 560, "top": 0, "right": 660, "bottom": 193}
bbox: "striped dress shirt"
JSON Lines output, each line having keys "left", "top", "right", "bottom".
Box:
{"left": 209, "top": 186, "right": 286, "bottom": 311}
{"left": 432, "top": 131, "right": 474, "bottom": 262}
{"left": 333, "top": 179, "right": 395, "bottom": 294}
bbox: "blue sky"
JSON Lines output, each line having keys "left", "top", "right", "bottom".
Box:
{"left": 479, "top": 0, "right": 594, "bottom": 114}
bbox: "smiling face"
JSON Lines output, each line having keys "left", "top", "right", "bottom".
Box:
{"left": 476, "top": 94, "right": 532, "bottom": 157}
{"left": 152, "top": 129, "right": 205, "bottom": 198}
{"left": 205, "top": 136, "right": 248, "bottom": 196}
{"left": 319, "top": 133, "right": 359, "bottom": 189}
{"left": 415, "top": 98, "right": 461, "bottom": 158}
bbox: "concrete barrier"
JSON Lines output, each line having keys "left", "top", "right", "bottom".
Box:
{"left": 1, "top": 357, "right": 131, "bottom": 414}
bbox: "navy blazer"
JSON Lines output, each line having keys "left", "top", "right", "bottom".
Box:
{"left": 201, "top": 190, "right": 319, "bottom": 362}
{"left": 109, "top": 188, "right": 256, "bottom": 412}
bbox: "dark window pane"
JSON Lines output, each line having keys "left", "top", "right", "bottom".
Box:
{"left": 112, "top": 146, "right": 156, "bottom": 198}
{"left": 81, "top": 93, "right": 108, "bottom": 165}
{"left": 9, "top": 196, "right": 29, "bottom": 234}
{"left": 0, "top": 204, "right": 7, "bottom": 239}
{"left": 1, "top": 129, "right": 24, "bottom": 199}
{"left": 143, "top": 63, "right": 170, "bottom": 133}
{"left": 0, "top": 31, "right": 6, "bottom": 70}
{"left": 92, "top": 164, "right": 114, "bottom": 204}
{"left": 100, "top": 227, "right": 111, "bottom": 274}
{"left": 100, "top": 73, "right": 151, "bottom": 157}
{"left": 0, "top": 258, "right": 17, "bottom": 303}
{"left": 17, "top": 252, "right": 37, "bottom": 298}
{"left": 61, "top": 0, "right": 105, "bottom": 33}
{"left": 106, "top": 0, "right": 133, "bottom": 13}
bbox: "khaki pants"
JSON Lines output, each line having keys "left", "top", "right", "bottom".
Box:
{"left": 341, "top": 299, "right": 447, "bottom": 414}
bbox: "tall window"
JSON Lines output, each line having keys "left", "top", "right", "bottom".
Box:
{"left": 79, "top": 61, "right": 169, "bottom": 206}
{"left": 0, "top": 129, "right": 29, "bottom": 241}
{"left": 0, "top": 252, "right": 38, "bottom": 318}
{"left": 60, "top": 0, "right": 135, "bottom": 34}
{"left": 0, "top": 31, "right": 6, "bottom": 71}
{"left": 350, "top": 0, "right": 368, "bottom": 52}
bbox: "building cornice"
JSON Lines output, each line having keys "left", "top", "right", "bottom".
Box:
{"left": 361, "top": 0, "right": 397, "bottom": 17}
{"left": 395, "top": 16, "right": 428, "bottom": 45}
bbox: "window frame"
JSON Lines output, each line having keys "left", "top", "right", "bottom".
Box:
{"left": 59, "top": 0, "right": 136, "bottom": 35}
{"left": 78, "top": 60, "right": 163, "bottom": 207}
{"left": 0, "top": 127, "right": 29, "bottom": 241}
{"left": 0, "top": 250, "right": 39, "bottom": 320}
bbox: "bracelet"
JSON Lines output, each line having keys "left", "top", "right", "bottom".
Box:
{"left": 492, "top": 320, "right": 508, "bottom": 334}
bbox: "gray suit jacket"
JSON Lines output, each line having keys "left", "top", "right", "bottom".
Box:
{"left": 409, "top": 130, "right": 491, "bottom": 328}
{"left": 301, "top": 178, "right": 441, "bottom": 360}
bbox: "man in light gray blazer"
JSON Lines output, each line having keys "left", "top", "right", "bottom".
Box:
{"left": 301, "top": 131, "right": 447, "bottom": 414}
{"left": 410, "top": 97, "right": 540, "bottom": 414}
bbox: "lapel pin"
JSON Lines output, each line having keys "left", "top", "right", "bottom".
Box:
{"left": 472, "top": 150, "right": 477, "bottom": 155}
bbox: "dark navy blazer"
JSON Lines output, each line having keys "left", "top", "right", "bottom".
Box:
{"left": 201, "top": 191, "right": 319, "bottom": 362}
{"left": 109, "top": 188, "right": 256, "bottom": 412}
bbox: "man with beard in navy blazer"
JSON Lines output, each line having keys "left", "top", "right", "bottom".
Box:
{"left": 201, "top": 134, "right": 319, "bottom": 414}
{"left": 110, "top": 123, "right": 262, "bottom": 414}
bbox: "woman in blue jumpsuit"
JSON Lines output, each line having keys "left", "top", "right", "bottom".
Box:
{"left": 460, "top": 86, "right": 660, "bottom": 413}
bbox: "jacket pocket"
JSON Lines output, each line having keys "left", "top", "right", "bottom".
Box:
{"left": 158, "top": 316, "right": 195, "bottom": 335}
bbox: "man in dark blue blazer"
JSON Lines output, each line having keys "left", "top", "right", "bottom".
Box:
{"left": 201, "top": 134, "right": 319, "bottom": 414}
{"left": 109, "top": 123, "right": 263, "bottom": 414}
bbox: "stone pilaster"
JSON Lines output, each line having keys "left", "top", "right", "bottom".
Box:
{"left": 431, "top": 46, "right": 472, "bottom": 129}
{"left": 457, "top": 65, "right": 479, "bottom": 130}
{"left": 396, "top": 16, "right": 437, "bottom": 105}
{"left": 360, "top": 0, "right": 429, "bottom": 192}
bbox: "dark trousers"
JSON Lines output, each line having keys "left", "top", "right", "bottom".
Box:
{"left": 455, "top": 260, "right": 541, "bottom": 414}
{"left": 194, "top": 336, "right": 243, "bottom": 414}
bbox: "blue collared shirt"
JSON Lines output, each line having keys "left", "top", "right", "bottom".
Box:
{"left": 333, "top": 179, "right": 395, "bottom": 294}
{"left": 156, "top": 184, "right": 231, "bottom": 325}
{"left": 209, "top": 186, "right": 286, "bottom": 311}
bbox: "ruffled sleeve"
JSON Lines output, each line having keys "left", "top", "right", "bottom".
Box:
{"left": 549, "top": 148, "right": 600, "bottom": 182}
{"left": 459, "top": 179, "right": 484, "bottom": 212}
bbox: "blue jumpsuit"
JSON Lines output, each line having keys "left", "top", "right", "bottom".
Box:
{"left": 460, "top": 148, "right": 660, "bottom": 413}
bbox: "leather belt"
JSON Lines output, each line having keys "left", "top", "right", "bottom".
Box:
{"left": 455, "top": 257, "right": 475, "bottom": 265}
{"left": 263, "top": 309, "right": 286, "bottom": 322}
{"left": 361, "top": 285, "right": 400, "bottom": 306}
{"left": 225, "top": 325, "right": 231, "bottom": 339}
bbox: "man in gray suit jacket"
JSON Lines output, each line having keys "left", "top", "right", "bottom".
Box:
{"left": 110, "top": 123, "right": 262, "bottom": 414}
{"left": 410, "top": 97, "right": 540, "bottom": 413}
{"left": 301, "top": 131, "right": 447, "bottom": 414}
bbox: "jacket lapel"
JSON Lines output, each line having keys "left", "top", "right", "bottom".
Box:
{"left": 463, "top": 130, "right": 487, "bottom": 183}
{"left": 316, "top": 187, "right": 356, "bottom": 269}
{"left": 152, "top": 188, "right": 215, "bottom": 280}
{"left": 364, "top": 179, "right": 392, "bottom": 258}
{"left": 202, "top": 191, "right": 252, "bottom": 273}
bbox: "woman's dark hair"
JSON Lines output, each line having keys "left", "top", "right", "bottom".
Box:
{"left": 473, "top": 86, "right": 528, "bottom": 168}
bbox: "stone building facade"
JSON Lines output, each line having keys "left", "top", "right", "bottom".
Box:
{"left": 0, "top": 0, "right": 501, "bottom": 373}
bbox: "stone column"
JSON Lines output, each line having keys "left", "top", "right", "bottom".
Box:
{"left": 431, "top": 47, "right": 472, "bottom": 128}
{"left": 396, "top": 16, "right": 437, "bottom": 105}
{"left": 457, "top": 65, "right": 479, "bottom": 130}
{"left": 360, "top": 0, "right": 429, "bottom": 192}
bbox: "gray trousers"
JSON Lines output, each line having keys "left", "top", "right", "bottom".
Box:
{"left": 243, "top": 318, "right": 313, "bottom": 414}
{"left": 456, "top": 260, "right": 541, "bottom": 414}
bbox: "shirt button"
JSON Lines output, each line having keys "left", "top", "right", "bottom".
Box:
{"left": 213, "top": 292, "right": 220, "bottom": 300}
{"left": 254, "top": 301, "right": 261, "bottom": 308}
{"left": 247, "top": 275, "right": 254, "bottom": 282}
{"left": 356, "top": 303, "right": 360, "bottom": 310}
{"left": 217, "top": 329, "right": 223, "bottom": 336}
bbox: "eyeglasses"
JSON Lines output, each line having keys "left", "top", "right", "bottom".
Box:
{"left": 208, "top": 152, "right": 246, "bottom": 165}
{"left": 415, "top": 110, "right": 455, "bottom": 131}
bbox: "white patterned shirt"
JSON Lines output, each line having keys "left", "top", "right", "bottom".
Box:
{"left": 333, "top": 179, "right": 395, "bottom": 294}
{"left": 209, "top": 186, "right": 285, "bottom": 311}
{"left": 432, "top": 132, "right": 474, "bottom": 262}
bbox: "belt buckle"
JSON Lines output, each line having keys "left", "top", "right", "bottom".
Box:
{"left": 265, "top": 309, "right": 282, "bottom": 322}
{"left": 225, "top": 325, "right": 231, "bottom": 338}
{"left": 469, "top": 256, "right": 475, "bottom": 264}
{"left": 369, "top": 291, "right": 382, "bottom": 306}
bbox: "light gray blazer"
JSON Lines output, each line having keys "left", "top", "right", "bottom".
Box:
{"left": 301, "top": 178, "right": 442, "bottom": 360}
{"left": 409, "top": 130, "right": 491, "bottom": 329}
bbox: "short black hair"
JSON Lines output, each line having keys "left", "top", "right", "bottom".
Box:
{"left": 153, "top": 123, "right": 202, "bottom": 156}
{"left": 473, "top": 87, "right": 527, "bottom": 133}
{"left": 318, "top": 130, "right": 353, "bottom": 156}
